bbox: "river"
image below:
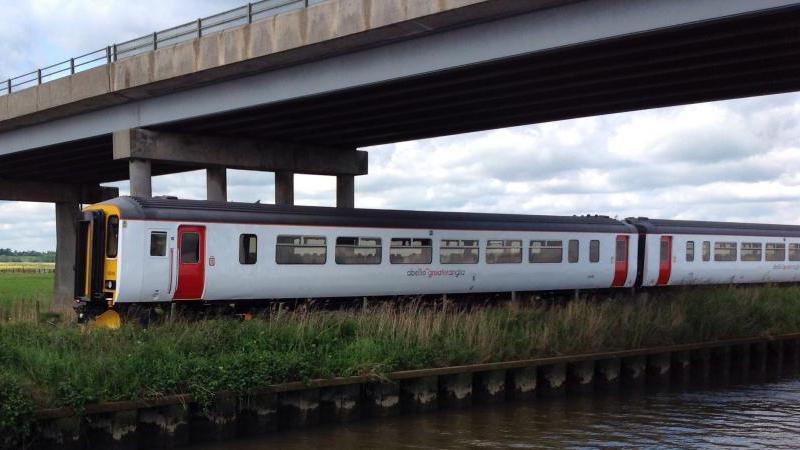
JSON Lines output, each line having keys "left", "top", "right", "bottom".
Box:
{"left": 191, "top": 376, "right": 800, "bottom": 449}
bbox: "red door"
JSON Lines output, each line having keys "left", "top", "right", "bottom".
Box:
{"left": 174, "top": 225, "right": 205, "bottom": 300}
{"left": 612, "top": 235, "right": 629, "bottom": 287}
{"left": 657, "top": 236, "right": 672, "bottom": 286}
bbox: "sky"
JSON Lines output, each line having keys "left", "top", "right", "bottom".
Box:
{"left": 1, "top": 0, "right": 799, "bottom": 251}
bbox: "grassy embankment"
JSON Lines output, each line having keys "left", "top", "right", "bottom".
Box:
{"left": 0, "top": 268, "right": 53, "bottom": 322}
{"left": 2, "top": 283, "right": 800, "bottom": 448}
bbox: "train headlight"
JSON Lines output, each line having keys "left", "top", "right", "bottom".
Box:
{"left": 106, "top": 280, "right": 116, "bottom": 290}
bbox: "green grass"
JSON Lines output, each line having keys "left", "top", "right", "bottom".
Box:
{"left": 2, "top": 286, "right": 800, "bottom": 448}
{"left": 0, "top": 273, "right": 53, "bottom": 303}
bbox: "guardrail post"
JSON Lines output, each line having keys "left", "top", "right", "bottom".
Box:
{"left": 70, "top": 58, "right": 75, "bottom": 74}
{"left": 248, "top": 3, "right": 253, "bottom": 23}
{"left": 105, "top": 47, "right": 111, "bottom": 64}
{"left": 153, "top": 32, "right": 158, "bottom": 50}
{"left": 5, "top": 79, "right": 10, "bottom": 94}
{"left": 37, "top": 69, "right": 42, "bottom": 85}
{"left": 197, "top": 18, "right": 202, "bottom": 38}
{"left": 112, "top": 44, "right": 118, "bottom": 62}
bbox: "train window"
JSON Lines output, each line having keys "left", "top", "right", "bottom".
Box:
{"left": 589, "top": 240, "right": 600, "bottom": 263}
{"left": 529, "top": 240, "right": 563, "bottom": 263}
{"left": 703, "top": 241, "right": 711, "bottom": 261}
{"left": 149, "top": 232, "right": 167, "bottom": 257}
{"left": 276, "top": 235, "right": 327, "bottom": 264}
{"left": 486, "top": 240, "right": 522, "bottom": 264}
{"left": 616, "top": 239, "right": 628, "bottom": 262}
{"left": 390, "top": 238, "right": 432, "bottom": 264}
{"left": 790, "top": 244, "right": 800, "bottom": 261}
{"left": 740, "top": 243, "right": 763, "bottom": 262}
{"left": 714, "top": 242, "right": 737, "bottom": 262}
{"left": 239, "top": 234, "right": 258, "bottom": 265}
{"left": 180, "top": 233, "right": 200, "bottom": 264}
{"left": 440, "top": 239, "right": 479, "bottom": 264}
{"left": 766, "top": 243, "right": 786, "bottom": 261}
{"left": 686, "top": 241, "right": 694, "bottom": 262}
{"left": 336, "top": 237, "right": 382, "bottom": 265}
{"left": 568, "top": 240, "right": 579, "bottom": 263}
{"left": 106, "top": 216, "right": 119, "bottom": 258}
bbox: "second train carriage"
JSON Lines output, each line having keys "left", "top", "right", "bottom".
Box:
{"left": 75, "top": 197, "right": 638, "bottom": 307}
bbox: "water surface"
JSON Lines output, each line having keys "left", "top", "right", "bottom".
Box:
{"left": 192, "top": 377, "right": 800, "bottom": 449}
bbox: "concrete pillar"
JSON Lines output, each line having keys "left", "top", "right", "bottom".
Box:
{"left": 538, "top": 363, "right": 566, "bottom": 397}
{"left": 85, "top": 410, "right": 138, "bottom": 450}
{"left": 731, "top": 344, "right": 751, "bottom": 383}
{"left": 319, "top": 385, "right": 361, "bottom": 423}
{"left": 767, "top": 340, "right": 784, "bottom": 378}
{"left": 710, "top": 346, "right": 731, "bottom": 386}
{"left": 275, "top": 170, "right": 294, "bottom": 205}
{"left": 439, "top": 373, "right": 473, "bottom": 408}
{"left": 206, "top": 167, "right": 227, "bottom": 202}
{"left": 400, "top": 376, "right": 439, "bottom": 413}
{"left": 129, "top": 158, "right": 152, "bottom": 198}
{"left": 473, "top": 370, "right": 506, "bottom": 403}
{"left": 567, "top": 361, "right": 595, "bottom": 393}
{"left": 595, "top": 358, "right": 621, "bottom": 389}
{"left": 363, "top": 382, "right": 400, "bottom": 418}
{"left": 671, "top": 351, "right": 691, "bottom": 386}
{"left": 237, "top": 394, "right": 277, "bottom": 436}
{"left": 508, "top": 367, "right": 537, "bottom": 400}
{"left": 621, "top": 356, "right": 646, "bottom": 387}
{"left": 336, "top": 174, "right": 354, "bottom": 208}
{"left": 646, "top": 353, "right": 672, "bottom": 387}
{"left": 189, "top": 392, "right": 238, "bottom": 442}
{"left": 691, "top": 348, "right": 711, "bottom": 385}
{"left": 138, "top": 404, "right": 190, "bottom": 449}
{"left": 277, "top": 389, "right": 320, "bottom": 429}
{"left": 54, "top": 201, "right": 80, "bottom": 312}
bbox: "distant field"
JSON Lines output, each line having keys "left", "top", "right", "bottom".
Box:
{"left": 0, "top": 262, "right": 55, "bottom": 273}
{"left": 0, "top": 272, "right": 53, "bottom": 306}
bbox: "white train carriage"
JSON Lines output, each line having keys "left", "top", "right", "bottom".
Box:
{"left": 75, "top": 197, "right": 639, "bottom": 306}
{"left": 628, "top": 218, "right": 800, "bottom": 286}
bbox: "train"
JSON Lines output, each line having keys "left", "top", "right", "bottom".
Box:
{"left": 74, "top": 196, "right": 800, "bottom": 320}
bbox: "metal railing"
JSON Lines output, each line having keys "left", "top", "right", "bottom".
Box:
{"left": 2, "top": 0, "right": 325, "bottom": 96}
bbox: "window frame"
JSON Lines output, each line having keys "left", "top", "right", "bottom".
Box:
{"left": 766, "top": 243, "right": 786, "bottom": 262}
{"left": 180, "top": 232, "right": 201, "bottom": 264}
{"left": 149, "top": 231, "right": 167, "bottom": 257}
{"left": 239, "top": 234, "right": 258, "bottom": 265}
{"left": 568, "top": 239, "right": 579, "bottom": 263}
{"left": 686, "top": 241, "right": 694, "bottom": 262}
{"left": 589, "top": 240, "right": 600, "bottom": 263}
{"left": 335, "top": 237, "right": 382, "bottom": 265}
{"left": 740, "top": 242, "right": 763, "bottom": 262}
{"left": 486, "top": 239, "right": 522, "bottom": 264}
{"left": 276, "top": 235, "right": 328, "bottom": 265}
{"left": 106, "top": 215, "right": 120, "bottom": 259}
{"left": 789, "top": 243, "right": 800, "bottom": 262}
{"left": 713, "top": 242, "right": 737, "bottom": 262}
{"left": 389, "top": 238, "right": 433, "bottom": 264}
{"left": 702, "top": 241, "right": 711, "bottom": 262}
{"left": 529, "top": 240, "right": 563, "bottom": 264}
{"left": 440, "top": 239, "right": 480, "bottom": 264}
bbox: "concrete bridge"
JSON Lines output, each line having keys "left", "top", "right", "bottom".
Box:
{"left": 1, "top": 0, "right": 799, "bottom": 307}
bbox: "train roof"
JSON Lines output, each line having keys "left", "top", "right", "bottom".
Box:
{"left": 101, "top": 196, "right": 635, "bottom": 233}
{"left": 626, "top": 217, "right": 800, "bottom": 238}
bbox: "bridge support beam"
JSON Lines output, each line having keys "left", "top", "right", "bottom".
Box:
{"left": 54, "top": 202, "right": 80, "bottom": 312}
{"left": 206, "top": 167, "right": 227, "bottom": 202}
{"left": 113, "top": 128, "right": 366, "bottom": 206}
{"left": 336, "top": 175, "right": 354, "bottom": 208}
{"left": 129, "top": 159, "right": 152, "bottom": 198}
{"left": 275, "top": 171, "right": 294, "bottom": 206}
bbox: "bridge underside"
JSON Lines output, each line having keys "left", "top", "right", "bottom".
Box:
{"left": 0, "top": 4, "right": 798, "bottom": 184}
